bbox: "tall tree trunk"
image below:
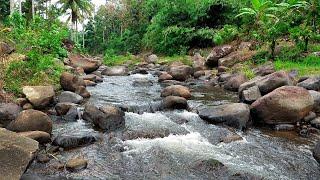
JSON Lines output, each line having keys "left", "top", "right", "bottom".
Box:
{"left": 10, "top": 0, "right": 14, "bottom": 15}
{"left": 18, "top": 0, "right": 22, "bottom": 14}
{"left": 32, "top": 0, "right": 35, "bottom": 19}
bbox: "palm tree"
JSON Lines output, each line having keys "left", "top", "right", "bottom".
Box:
{"left": 57, "top": 0, "right": 94, "bottom": 41}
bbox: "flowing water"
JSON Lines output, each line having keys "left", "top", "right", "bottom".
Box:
{"left": 27, "top": 73, "right": 320, "bottom": 180}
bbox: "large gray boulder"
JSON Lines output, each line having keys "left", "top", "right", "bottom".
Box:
{"left": 205, "top": 45, "right": 233, "bottom": 67}
{"left": 251, "top": 86, "right": 314, "bottom": 124}
{"left": 218, "top": 50, "right": 256, "bottom": 67}
{"left": 313, "top": 141, "right": 320, "bottom": 164}
{"left": 239, "top": 71, "right": 293, "bottom": 98}
{"left": 102, "top": 66, "right": 128, "bottom": 76}
{"left": 22, "top": 86, "right": 55, "bottom": 109}
{"left": 0, "top": 103, "right": 22, "bottom": 127}
{"left": 58, "top": 91, "right": 83, "bottom": 104}
{"left": 60, "top": 72, "right": 86, "bottom": 92}
{"left": 297, "top": 77, "right": 320, "bottom": 91}
{"left": 68, "top": 54, "right": 100, "bottom": 73}
{"left": 83, "top": 104, "right": 125, "bottom": 131}
{"left": 0, "top": 128, "right": 39, "bottom": 180}
{"left": 168, "top": 65, "right": 193, "bottom": 81}
{"left": 7, "top": 110, "right": 53, "bottom": 134}
{"left": 198, "top": 103, "right": 250, "bottom": 130}
{"left": 161, "top": 85, "right": 192, "bottom": 99}
{"left": 161, "top": 96, "right": 188, "bottom": 110}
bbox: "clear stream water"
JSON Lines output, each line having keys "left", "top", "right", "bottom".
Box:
{"left": 27, "top": 73, "right": 320, "bottom": 180}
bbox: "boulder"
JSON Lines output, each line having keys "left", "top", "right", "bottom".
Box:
{"left": 158, "top": 72, "right": 173, "bottom": 82}
{"left": 0, "top": 41, "right": 14, "bottom": 55}
{"left": 161, "top": 85, "right": 192, "bottom": 99}
{"left": 311, "top": 118, "right": 320, "bottom": 129}
{"left": 18, "top": 131, "right": 51, "bottom": 144}
{"left": 22, "top": 103, "right": 33, "bottom": 110}
{"left": 218, "top": 50, "right": 256, "bottom": 67}
{"left": 53, "top": 135, "right": 96, "bottom": 149}
{"left": 193, "top": 71, "right": 206, "bottom": 79}
{"left": 22, "top": 86, "right": 55, "bottom": 109}
{"left": 218, "top": 73, "right": 233, "bottom": 83}
{"left": 240, "top": 85, "right": 262, "bottom": 104}
{"left": 297, "top": 77, "right": 320, "bottom": 91}
{"left": 75, "top": 86, "right": 91, "bottom": 98}
{"left": 309, "top": 90, "right": 320, "bottom": 113}
{"left": 253, "top": 62, "right": 275, "bottom": 76}
{"left": 161, "top": 96, "right": 188, "bottom": 110}
{"left": 198, "top": 103, "right": 250, "bottom": 130}
{"left": 251, "top": 86, "right": 314, "bottom": 124}
{"left": 205, "top": 45, "right": 233, "bottom": 67}
{"left": 313, "top": 141, "right": 320, "bottom": 164}
{"left": 55, "top": 102, "right": 77, "bottom": 116}
{"left": 192, "top": 53, "right": 206, "bottom": 71}
{"left": 303, "top": 111, "right": 317, "bottom": 122}
{"left": 132, "top": 79, "right": 153, "bottom": 87}
{"left": 83, "top": 104, "right": 125, "bottom": 131}
{"left": 60, "top": 72, "right": 85, "bottom": 92}
{"left": 145, "top": 54, "right": 158, "bottom": 64}
{"left": 0, "top": 103, "right": 22, "bottom": 127}
{"left": 131, "top": 68, "right": 148, "bottom": 75}
{"left": 66, "top": 157, "right": 88, "bottom": 172}
{"left": 69, "top": 54, "right": 100, "bottom": 73}
{"left": 7, "top": 110, "right": 53, "bottom": 134}
{"left": 224, "top": 74, "right": 248, "bottom": 92}
{"left": 102, "top": 66, "right": 128, "bottom": 76}
{"left": 168, "top": 65, "right": 193, "bottom": 81}
{"left": 0, "top": 128, "right": 39, "bottom": 180}
{"left": 58, "top": 91, "right": 83, "bottom": 104}
{"left": 239, "top": 71, "right": 293, "bottom": 96}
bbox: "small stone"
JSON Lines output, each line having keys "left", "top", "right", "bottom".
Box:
{"left": 66, "top": 157, "right": 88, "bottom": 172}
{"left": 222, "top": 134, "right": 243, "bottom": 143}
{"left": 36, "top": 154, "right": 51, "bottom": 163}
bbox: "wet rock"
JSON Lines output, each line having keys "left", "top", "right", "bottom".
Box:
{"left": 224, "top": 74, "right": 248, "bottom": 92}
{"left": 192, "top": 53, "right": 206, "bottom": 71}
{"left": 16, "top": 98, "right": 28, "bottom": 107}
{"left": 240, "top": 85, "right": 261, "bottom": 104}
{"left": 311, "top": 118, "right": 320, "bottom": 129}
{"left": 206, "top": 45, "right": 233, "bottom": 67}
{"left": 0, "top": 128, "right": 39, "bottom": 180}
{"left": 75, "top": 86, "right": 91, "bottom": 98}
{"left": 84, "top": 80, "right": 97, "bottom": 86}
{"left": 161, "top": 96, "right": 188, "bottom": 110}
{"left": 18, "top": 131, "right": 51, "bottom": 144}
{"left": 239, "top": 71, "right": 293, "bottom": 96}
{"left": 22, "top": 103, "right": 33, "bottom": 110}
{"left": 161, "top": 85, "right": 192, "bottom": 99}
{"left": 60, "top": 72, "right": 86, "bottom": 92}
{"left": 7, "top": 110, "right": 53, "bottom": 134}
{"left": 69, "top": 54, "right": 100, "bottom": 73}
{"left": 303, "top": 111, "right": 317, "bottom": 122}
{"left": 22, "top": 86, "right": 55, "bottom": 109}
{"left": 102, "top": 66, "right": 129, "bottom": 76}
{"left": 218, "top": 73, "right": 233, "bottom": 83}
{"left": 52, "top": 135, "right": 96, "bottom": 149}
{"left": 221, "top": 134, "right": 243, "bottom": 143}
{"left": 158, "top": 72, "right": 173, "bottom": 82}
{"left": 168, "top": 65, "right": 193, "bottom": 81}
{"left": 55, "top": 102, "right": 77, "bottom": 116}
{"left": 58, "top": 91, "right": 83, "bottom": 104}
{"left": 313, "top": 141, "right": 320, "bottom": 164}
{"left": 0, "top": 103, "right": 22, "bottom": 127}
{"left": 297, "top": 77, "right": 320, "bottom": 91}
{"left": 198, "top": 103, "right": 250, "bottom": 130}
{"left": 131, "top": 68, "right": 148, "bottom": 75}
{"left": 192, "top": 158, "right": 226, "bottom": 172}
{"left": 309, "top": 90, "right": 320, "bottom": 113}
{"left": 217, "top": 66, "right": 228, "bottom": 74}
{"left": 161, "top": 80, "right": 187, "bottom": 87}
{"left": 274, "top": 124, "right": 295, "bottom": 131}
{"left": 64, "top": 106, "right": 79, "bottom": 121}
{"left": 218, "top": 50, "right": 256, "bottom": 67}
{"left": 194, "top": 70, "right": 206, "bottom": 79}
{"left": 36, "top": 154, "right": 51, "bottom": 163}
{"left": 83, "top": 104, "right": 125, "bottom": 131}
{"left": 251, "top": 86, "right": 313, "bottom": 124}
{"left": 145, "top": 54, "right": 158, "bottom": 64}
{"left": 132, "top": 79, "right": 153, "bottom": 87}
{"left": 81, "top": 74, "right": 97, "bottom": 82}
{"left": 66, "top": 157, "right": 88, "bottom": 172}
{"left": 253, "top": 62, "right": 275, "bottom": 76}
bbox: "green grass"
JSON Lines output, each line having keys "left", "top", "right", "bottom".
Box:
{"left": 158, "top": 55, "right": 193, "bottom": 66}
{"left": 103, "top": 53, "right": 142, "bottom": 69}
{"left": 275, "top": 55, "right": 320, "bottom": 77}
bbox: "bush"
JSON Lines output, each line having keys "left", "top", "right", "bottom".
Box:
{"left": 213, "top": 25, "right": 238, "bottom": 45}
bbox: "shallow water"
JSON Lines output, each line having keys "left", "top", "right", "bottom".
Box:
{"left": 27, "top": 73, "right": 320, "bottom": 180}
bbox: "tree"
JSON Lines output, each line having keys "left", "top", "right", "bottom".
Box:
{"left": 10, "top": 0, "right": 14, "bottom": 15}
{"left": 57, "top": 0, "right": 94, "bottom": 42}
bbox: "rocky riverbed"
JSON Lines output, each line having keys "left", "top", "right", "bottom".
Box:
{"left": 1, "top": 44, "right": 320, "bottom": 179}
